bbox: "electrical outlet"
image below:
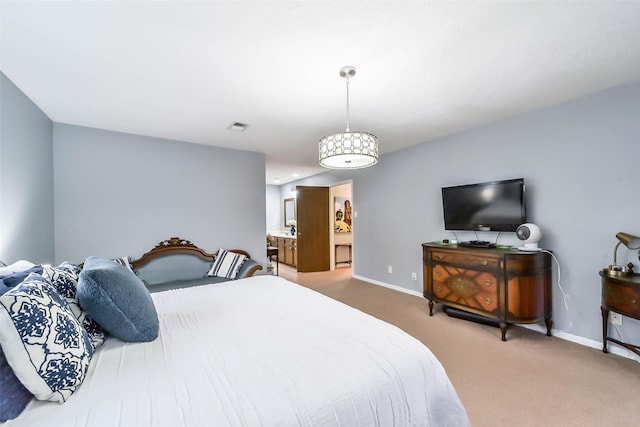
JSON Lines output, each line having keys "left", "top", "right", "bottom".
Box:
{"left": 387, "top": 265, "right": 393, "bottom": 274}
{"left": 411, "top": 272, "right": 417, "bottom": 281}
{"left": 610, "top": 312, "right": 623, "bottom": 326}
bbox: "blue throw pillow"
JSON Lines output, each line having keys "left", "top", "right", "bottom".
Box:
{"left": 0, "top": 346, "right": 33, "bottom": 422}
{"left": 0, "top": 265, "right": 44, "bottom": 288}
{"left": 78, "top": 257, "right": 159, "bottom": 343}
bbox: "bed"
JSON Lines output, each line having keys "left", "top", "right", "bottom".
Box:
{"left": 3, "top": 274, "right": 469, "bottom": 426}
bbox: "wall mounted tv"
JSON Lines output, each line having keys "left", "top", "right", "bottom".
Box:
{"left": 442, "top": 178, "right": 526, "bottom": 232}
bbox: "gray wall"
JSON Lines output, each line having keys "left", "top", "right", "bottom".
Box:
{"left": 286, "top": 81, "right": 640, "bottom": 356}
{"left": 265, "top": 184, "right": 281, "bottom": 233}
{"left": 0, "top": 72, "right": 54, "bottom": 264}
{"left": 53, "top": 124, "right": 267, "bottom": 265}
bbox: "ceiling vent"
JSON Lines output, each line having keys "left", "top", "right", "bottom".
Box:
{"left": 228, "top": 122, "right": 249, "bottom": 132}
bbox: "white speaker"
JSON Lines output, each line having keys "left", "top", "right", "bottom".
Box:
{"left": 516, "top": 223, "right": 542, "bottom": 251}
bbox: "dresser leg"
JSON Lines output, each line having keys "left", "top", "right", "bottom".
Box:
{"left": 428, "top": 300, "right": 434, "bottom": 316}
{"left": 544, "top": 318, "right": 553, "bottom": 337}
{"left": 500, "top": 322, "right": 508, "bottom": 341}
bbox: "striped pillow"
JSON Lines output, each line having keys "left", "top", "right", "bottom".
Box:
{"left": 207, "top": 249, "right": 246, "bottom": 279}
{"left": 112, "top": 256, "right": 134, "bottom": 273}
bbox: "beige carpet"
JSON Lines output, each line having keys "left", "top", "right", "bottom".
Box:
{"left": 278, "top": 265, "right": 640, "bottom": 427}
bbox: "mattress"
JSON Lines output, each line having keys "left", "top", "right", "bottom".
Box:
{"left": 8, "top": 275, "right": 469, "bottom": 426}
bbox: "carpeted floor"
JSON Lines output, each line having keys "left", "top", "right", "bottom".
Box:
{"left": 278, "top": 265, "right": 640, "bottom": 427}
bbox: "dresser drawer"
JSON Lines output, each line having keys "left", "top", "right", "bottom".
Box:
{"left": 431, "top": 250, "right": 500, "bottom": 269}
{"left": 432, "top": 265, "right": 498, "bottom": 313}
{"left": 602, "top": 279, "right": 640, "bottom": 320}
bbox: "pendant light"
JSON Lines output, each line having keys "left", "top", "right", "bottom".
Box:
{"left": 319, "top": 66, "right": 378, "bottom": 169}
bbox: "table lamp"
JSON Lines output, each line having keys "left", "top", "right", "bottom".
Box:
{"left": 607, "top": 232, "right": 640, "bottom": 276}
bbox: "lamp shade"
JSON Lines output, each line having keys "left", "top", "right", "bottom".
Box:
{"left": 616, "top": 232, "right": 640, "bottom": 249}
{"left": 319, "top": 131, "right": 378, "bottom": 169}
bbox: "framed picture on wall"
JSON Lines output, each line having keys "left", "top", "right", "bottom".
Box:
{"left": 334, "top": 197, "right": 352, "bottom": 233}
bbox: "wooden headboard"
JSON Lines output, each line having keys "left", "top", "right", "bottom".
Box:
{"left": 130, "top": 237, "right": 252, "bottom": 269}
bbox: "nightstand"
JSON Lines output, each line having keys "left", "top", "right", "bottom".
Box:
{"left": 599, "top": 271, "right": 640, "bottom": 356}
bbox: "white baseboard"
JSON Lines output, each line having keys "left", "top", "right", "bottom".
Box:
{"left": 353, "top": 274, "right": 640, "bottom": 363}
{"left": 353, "top": 273, "right": 423, "bottom": 297}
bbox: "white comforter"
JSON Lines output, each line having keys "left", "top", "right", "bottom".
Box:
{"left": 9, "top": 276, "right": 469, "bottom": 426}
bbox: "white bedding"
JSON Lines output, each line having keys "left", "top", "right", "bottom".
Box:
{"left": 9, "top": 275, "right": 469, "bottom": 426}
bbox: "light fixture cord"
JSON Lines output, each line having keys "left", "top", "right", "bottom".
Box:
{"left": 345, "top": 74, "right": 351, "bottom": 132}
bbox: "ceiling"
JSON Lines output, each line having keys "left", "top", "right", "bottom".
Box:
{"left": 2, "top": 1, "right": 639, "bottom": 185}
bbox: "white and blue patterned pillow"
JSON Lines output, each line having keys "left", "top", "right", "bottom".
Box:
{"left": 43, "top": 263, "right": 107, "bottom": 350}
{"left": 207, "top": 249, "right": 246, "bottom": 279}
{"left": 0, "top": 275, "right": 36, "bottom": 422}
{"left": 0, "top": 273, "right": 93, "bottom": 402}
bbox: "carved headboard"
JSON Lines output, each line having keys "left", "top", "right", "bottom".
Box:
{"left": 130, "top": 237, "right": 252, "bottom": 269}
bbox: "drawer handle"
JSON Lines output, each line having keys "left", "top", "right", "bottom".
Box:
{"left": 485, "top": 297, "right": 492, "bottom": 305}
{"left": 435, "top": 255, "right": 445, "bottom": 260}
{"left": 436, "top": 271, "right": 442, "bottom": 277}
{"left": 481, "top": 260, "right": 488, "bottom": 266}
{"left": 485, "top": 279, "right": 492, "bottom": 286}
{"left": 436, "top": 285, "right": 442, "bottom": 292}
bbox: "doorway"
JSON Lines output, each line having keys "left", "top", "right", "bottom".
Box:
{"left": 271, "top": 182, "right": 352, "bottom": 274}
{"left": 330, "top": 182, "right": 352, "bottom": 271}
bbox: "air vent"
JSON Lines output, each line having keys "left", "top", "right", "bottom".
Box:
{"left": 228, "top": 122, "right": 249, "bottom": 132}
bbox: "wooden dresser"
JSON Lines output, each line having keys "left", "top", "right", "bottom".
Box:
{"left": 274, "top": 236, "right": 297, "bottom": 267}
{"left": 422, "top": 243, "right": 552, "bottom": 341}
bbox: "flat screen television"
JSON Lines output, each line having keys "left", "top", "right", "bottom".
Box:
{"left": 441, "top": 178, "right": 526, "bottom": 232}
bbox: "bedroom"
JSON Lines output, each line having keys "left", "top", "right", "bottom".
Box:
{"left": 1, "top": 1, "right": 640, "bottom": 425}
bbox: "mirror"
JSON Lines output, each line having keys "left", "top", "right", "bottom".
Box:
{"left": 284, "top": 198, "right": 296, "bottom": 227}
